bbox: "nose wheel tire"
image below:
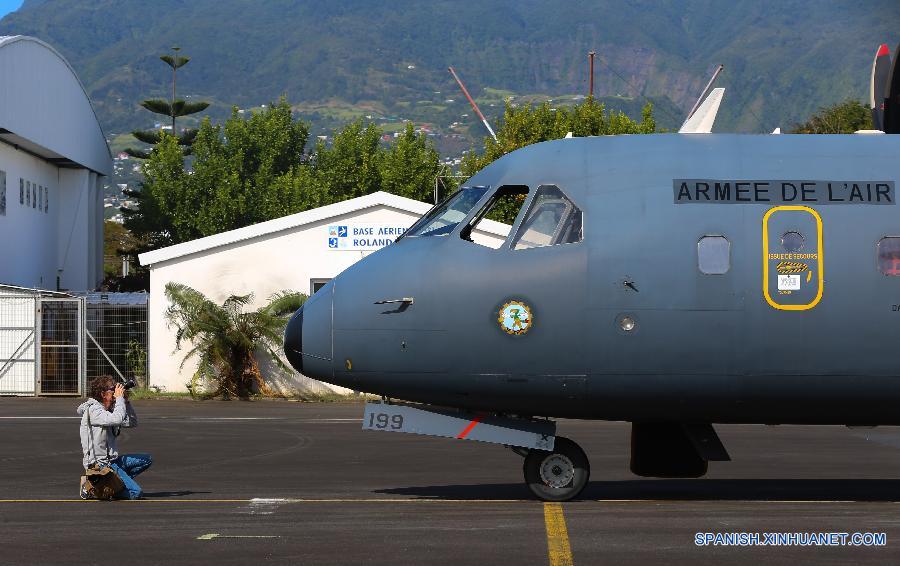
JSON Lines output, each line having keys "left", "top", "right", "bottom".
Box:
{"left": 523, "top": 436, "right": 590, "bottom": 502}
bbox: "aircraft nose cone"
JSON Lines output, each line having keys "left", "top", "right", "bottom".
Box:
{"left": 283, "top": 305, "right": 304, "bottom": 374}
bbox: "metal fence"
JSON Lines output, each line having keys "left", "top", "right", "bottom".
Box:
{"left": 0, "top": 290, "right": 147, "bottom": 396}
{"left": 0, "top": 294, "right": 38, "bottom": 395}
{"left": 38, "top": 298, "right": 83, "bottom": 395}
{"left": 86, "top": 303, "right": 148, "bottom": 389}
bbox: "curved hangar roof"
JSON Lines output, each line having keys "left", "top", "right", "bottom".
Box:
{"left": 0, "top": 35, "right": 111, "bottom": 175}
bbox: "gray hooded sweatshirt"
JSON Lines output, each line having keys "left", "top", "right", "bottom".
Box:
{"left": 77, "top": 397, "right": 137, "bottom": 469}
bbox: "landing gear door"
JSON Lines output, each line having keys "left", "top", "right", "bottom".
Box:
{"left": 762, "top": 206, "right": 824, "bottom": 311}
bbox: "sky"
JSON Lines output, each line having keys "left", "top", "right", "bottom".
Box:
{"left": 0, "top": 0, "right": 22, "bottom": 20}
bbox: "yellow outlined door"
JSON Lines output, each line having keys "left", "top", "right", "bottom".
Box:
{"left": 762, "top": 206, "right": 824, "bottom": 311}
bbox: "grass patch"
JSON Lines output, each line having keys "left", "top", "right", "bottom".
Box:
{"left": 126, "top": 389, "right": 194, "bottom": 400}
{"left": 108, "top": 133, "right": 138, "bottom": 154}
{"left": 267, "top": 391, "right": 374, "bottom": 403}
{"left": 126, "top": 388, "right": 370, "bottom": 402}
{"left": 478, "top": 87, "right": 517, "bottom": 103}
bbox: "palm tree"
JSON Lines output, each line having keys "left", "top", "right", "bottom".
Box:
{"left": 164, "top": 282, "right": 306, "bottom": 398}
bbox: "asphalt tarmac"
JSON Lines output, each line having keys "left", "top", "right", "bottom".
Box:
{"left": 2, "top": 398, "right": 900, "bottom": 565}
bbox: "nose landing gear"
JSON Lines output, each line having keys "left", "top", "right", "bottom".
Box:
{"left": 362, "top": 401, "right": 590, "bottom": 501}
{"left": 523, "top": 436, "right": 590, "bottom": 502}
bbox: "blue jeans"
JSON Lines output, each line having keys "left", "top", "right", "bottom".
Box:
{"left": 110, "top": 453, "right": 152, "bottom": 500}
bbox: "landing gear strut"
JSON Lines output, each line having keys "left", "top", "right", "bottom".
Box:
{"left": 523, "top": 436, "right": 590, "bottom": 501}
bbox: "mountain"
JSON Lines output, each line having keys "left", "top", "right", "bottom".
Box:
{"left": 1, "top": 0, "right": 898, "bottom": 145}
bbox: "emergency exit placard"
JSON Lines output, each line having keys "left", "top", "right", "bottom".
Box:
{"left": 762, "top": 206, "right": 824, "bottom": 311}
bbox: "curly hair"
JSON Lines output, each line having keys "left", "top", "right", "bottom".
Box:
{"left": 89, "top": 375, "right": 116, "bottom": 403}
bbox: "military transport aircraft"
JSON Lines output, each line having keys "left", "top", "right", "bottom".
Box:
{"left": 285, "top": 45, "right": 900, "bottom": 501}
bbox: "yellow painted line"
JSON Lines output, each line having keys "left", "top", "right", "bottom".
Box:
{"left": 543, "top": 502, "right": 574, "bottom": 566}
{"left": 0, "top": 498, "right": 888, "bottom": 504}
{"left": 0, "top": 498, "right": 534, "bottom": 504}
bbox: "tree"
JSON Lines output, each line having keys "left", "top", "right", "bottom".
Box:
{"left": 103, "top": 220, "right": 142, "bottom": 278}
{"left": 164, "top": 282, "right": 306, "bottom": 399}
{"left": 461, "top": 97, "right": 656, "bottom": 178}
{"left": 125, "top": 47, "right": 210, "bottom": 159}
{"left": 460, "top": 97, "right": 657, "bottom": 221}
{"left": 379, "top": 122, "right": 442, "bottom": 202}
{"left": 122, "top": 132, "right": 191, "bottom": 248}
{"left": 187, "top": 100, "right": 313, "bottom": 231}
{"left": 790, "top": 99, "right": 873, "bottom": 134}
{"left": 124, "top": 100, "right": 315, "bottom": 247}
{"left": 124, "top": 101, "right": 447, "bottom": 274}
{"left": 312, "top": 119, "right": 383, "bottom": 201}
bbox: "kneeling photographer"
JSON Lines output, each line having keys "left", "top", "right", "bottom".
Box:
{"left": 77, "top": 375, "right": 152, "bottom": 500}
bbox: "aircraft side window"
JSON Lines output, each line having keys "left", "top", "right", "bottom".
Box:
{"left": 877, "top": 237, "right": 900, "bottom": 276}
{"left": 405, "top": 186, "right": 489, "bottom": 238}
{"left": 460, "top": 185, "right": 528, "bottom": 249}
{"left": 510, "top": 185, "right": 583, "bottom": 250}
{"left": 698, "top": 236, "right": 730, "bottom": 275}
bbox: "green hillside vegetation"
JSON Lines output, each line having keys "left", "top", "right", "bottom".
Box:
{"left": 2, "top": 0, "right": 897, "bottom": 144}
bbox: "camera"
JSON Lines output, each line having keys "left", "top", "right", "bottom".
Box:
{"left": 116, "top": 376, "right": 137, "bottom": 390}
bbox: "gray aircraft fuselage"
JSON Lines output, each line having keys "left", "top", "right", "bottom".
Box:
{"left": 285, "top": 133, "right": 900, "bottom": 426}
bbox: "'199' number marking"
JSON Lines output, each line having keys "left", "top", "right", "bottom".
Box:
{"left": 368, "top": 412, "right": 404, "bottom": 430}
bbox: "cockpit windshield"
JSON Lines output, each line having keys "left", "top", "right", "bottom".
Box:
{"left": 404, "top": 186, "right": 489, "bottom": 237}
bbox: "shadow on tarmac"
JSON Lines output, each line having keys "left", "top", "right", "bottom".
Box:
{"left": 375, "top": 479, "right": 900, "bottom": 502}
{"left": 142, "top": 491, "right": 211, "bottom": 498}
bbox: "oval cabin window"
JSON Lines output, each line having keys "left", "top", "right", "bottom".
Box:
{"left": 877, "top": 237, "right": 900, "bottom": 276}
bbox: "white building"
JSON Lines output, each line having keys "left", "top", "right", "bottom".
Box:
{"left": 0, "top": 36, "right": 111, "bottom": 291}
{"left": 139, "top": 191, "right": 508, "bottom": 394}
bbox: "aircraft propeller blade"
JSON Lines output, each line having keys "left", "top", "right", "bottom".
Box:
{"left": 871, "top": 44, "right": 891, "bottom": 131}
{"left": 883, "top": 43, "right": 900, "bottom": 134}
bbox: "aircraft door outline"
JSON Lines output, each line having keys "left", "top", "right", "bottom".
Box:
{"left": 762, "top": 205, "right": 824, "bottom": 311}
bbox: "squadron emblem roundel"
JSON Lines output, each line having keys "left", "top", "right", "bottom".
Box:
{"left": 498, "top": 301, "right": 533, "bottom": 335}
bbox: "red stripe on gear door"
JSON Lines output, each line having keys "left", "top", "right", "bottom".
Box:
{"left": 456, "top": 415, "right": 483, "bottom": 439}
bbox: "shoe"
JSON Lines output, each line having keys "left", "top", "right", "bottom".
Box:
{"left": 79, "top": 476, "right": 91, "bottom": 500}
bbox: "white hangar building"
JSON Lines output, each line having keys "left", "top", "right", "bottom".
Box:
{"left": 139, "top": 191, "right": 509, "bottom": 393}
{"left": 0, "top": 35, "right": 111, "bottom": 291}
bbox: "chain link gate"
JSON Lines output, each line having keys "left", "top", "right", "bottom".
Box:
{"left": 38, "top": 298, "right": 84, "bottom": 395}
{"left": 1, "top": 291, "right": 145, "bottom": 396}
{"left": 0, "top": 294, "right": 39, "bottom": 395}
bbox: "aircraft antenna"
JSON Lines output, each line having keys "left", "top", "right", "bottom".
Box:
{"left": 684, "top": 64, "right": 724, "bottom": 123}
{"left": 448, "top": 66, "right": 498, "bottom": 142}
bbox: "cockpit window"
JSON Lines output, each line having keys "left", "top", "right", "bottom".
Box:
{"left": 404, "top": 186, "right": 489, "bottom": 237}
{"left": 460, "top": 185, "right": 528, "bottom": 249}
{"left": 510, "top": 185, "right": 582, "bottom": 250}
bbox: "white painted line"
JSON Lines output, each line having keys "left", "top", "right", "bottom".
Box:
{"left": 2, "top": 498, "right": 891, "bottom": 505}
{"left": 197, "top": 533, "right": 280, "bottom": 540}
{"left": 183, "top": 417, "right": 282, "bottom": 421}
{"left": 594, "top": 499, "right": 866, "bottom": 504}
{"left": 0, "top": 417, "right": 360, "bottom": 422}
{"left": 0, "top": 417, "right": 79, "bottom": 419}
